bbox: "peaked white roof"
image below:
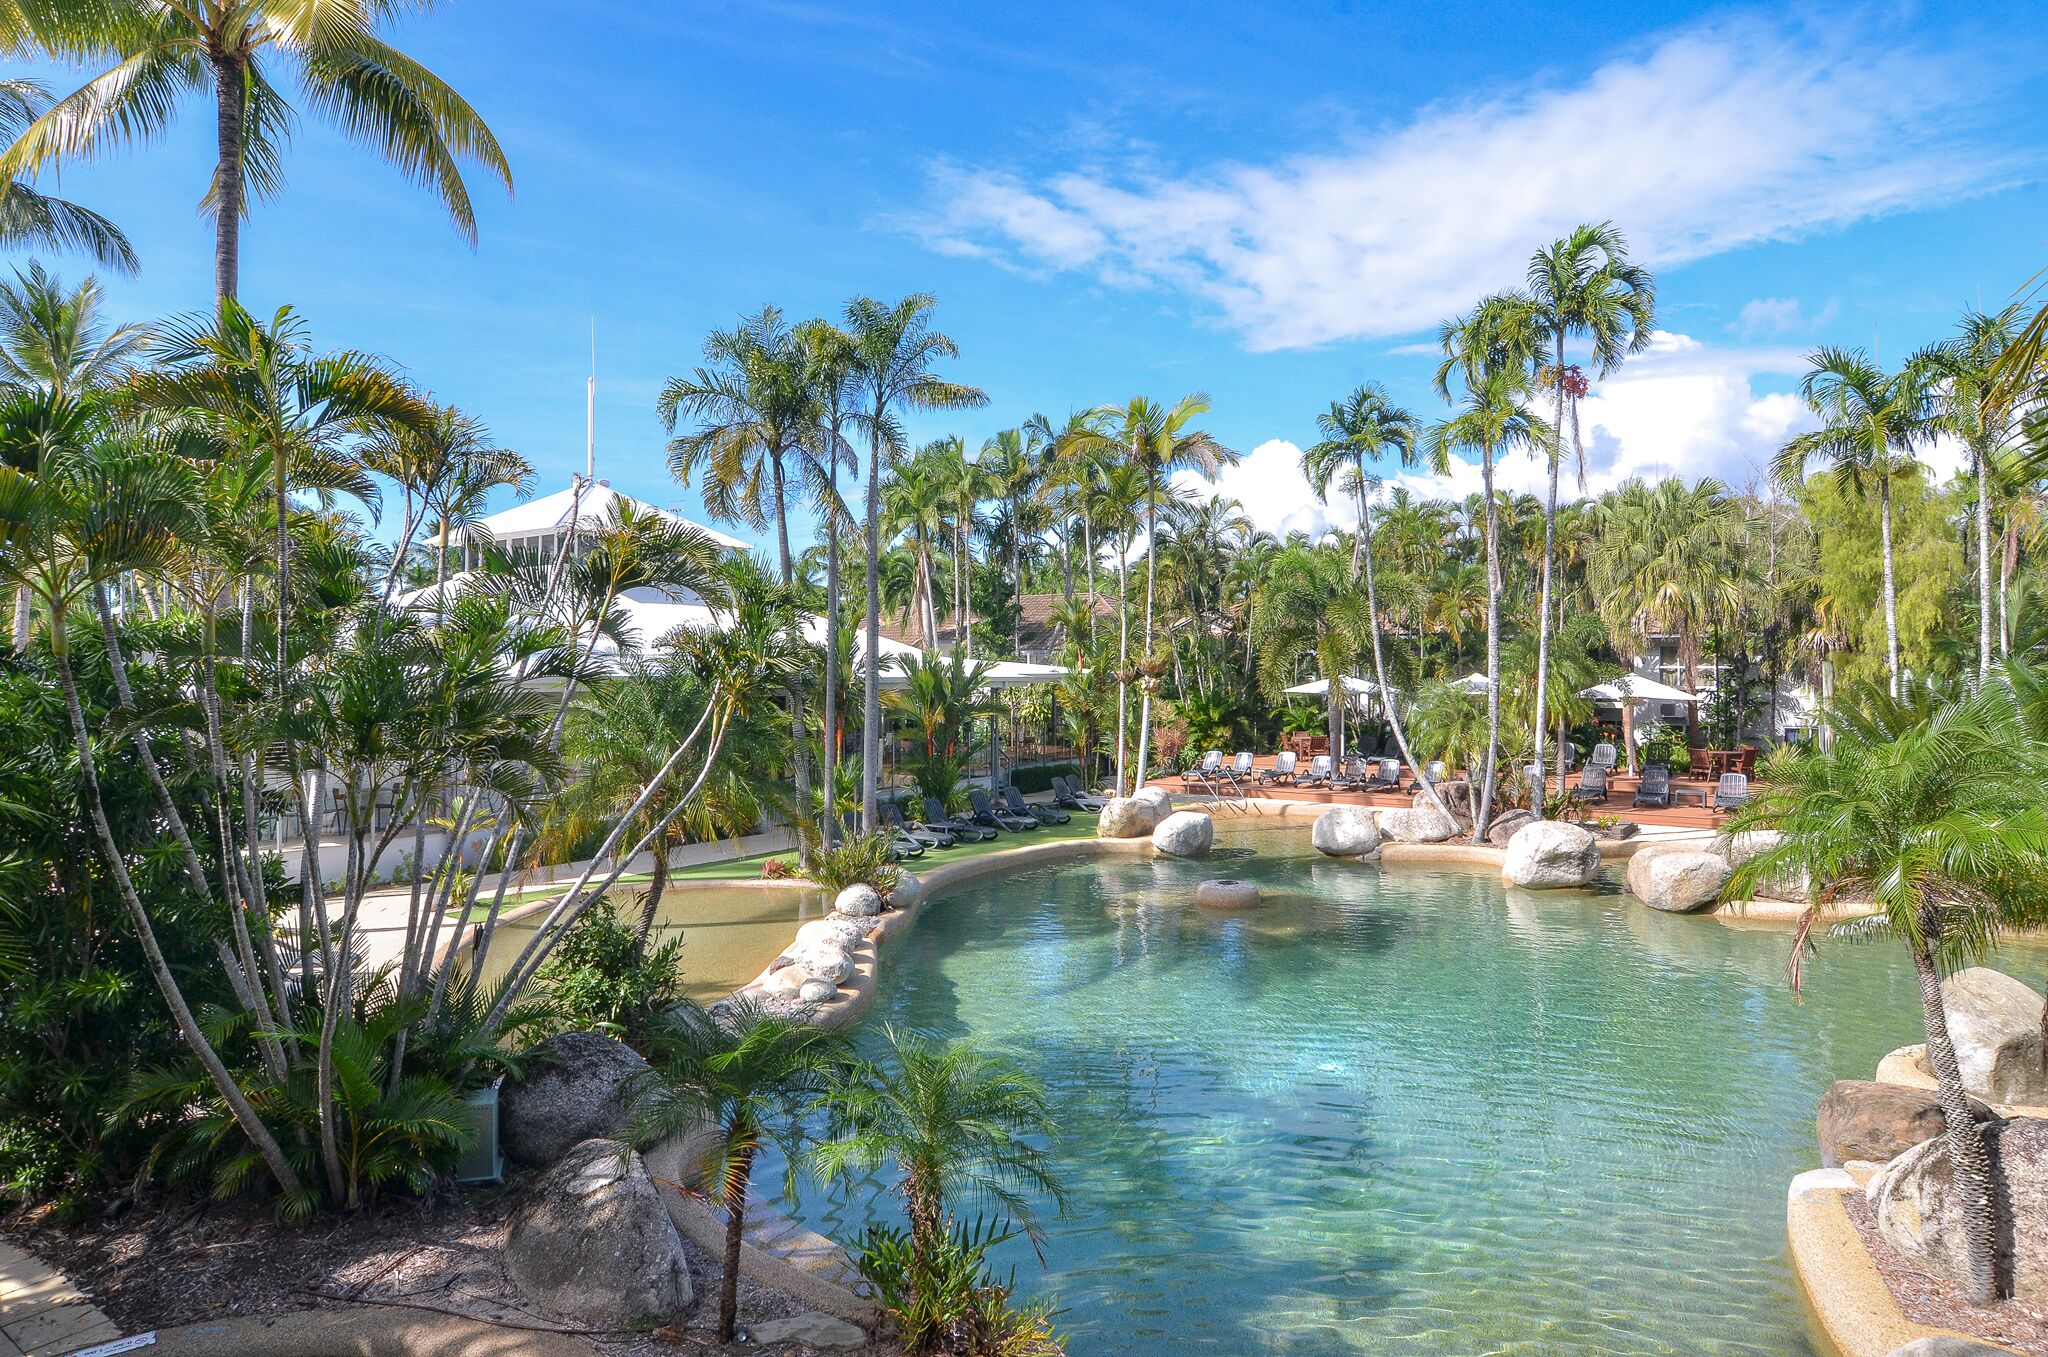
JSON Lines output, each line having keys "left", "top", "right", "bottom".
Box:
{"left": 472, "top": 480, "right": 750, "bottom": 553}
{"left": 1579, "top": 673, "right": 1700, "bottom": 704}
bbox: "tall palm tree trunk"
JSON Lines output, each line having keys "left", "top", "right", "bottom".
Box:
{"left": 1911, "top": 931, "right": 2001, "bottom": 1303}
{"left": 1532, "top": 345, "right": 1565, "bottom": 817}
{"left": 822, "top": 455, "right": 841, "bottom": 850}
{"left": 209, "top": 55, "right": 245, "bottom": 303}
{"left": 861, "top": 430, "right": 884, "bottom": 832}
{"left": 1082, "top": 512, "right": 1098, "bottom": 649}
{"left": 1113, "top": 547, "right": 1130, "bottom": 796}
{"left": 1976, "top": 444, "right": 1994, "bottom": 682}
{"left": 1356, "top": 474, "right": 1454, "bottom": 823}
{"left": 1010, "top": 498, "right": 1023, "bottom": 656}
{"left": 1879, "top": 470, "right": 1901, "bottom": 698}
{"left": 1475, "top": 464, "right": 1502, "bottom": 840}
{"left": 1132, "top": 472, "right": 1158, "bottom": 789}
{"left": 11, "top": 587, "right": 28, "bottom": 650}
{"left": 769, "top": 458, "right": 812, "bottom": 865}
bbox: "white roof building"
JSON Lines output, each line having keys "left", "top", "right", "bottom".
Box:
{"left": 464, "top": 479, "right": 752, "bottom": 561}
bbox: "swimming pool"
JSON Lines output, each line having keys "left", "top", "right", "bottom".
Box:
{"left": 788, "top": 824, "right": 2044, "bottom": 1355}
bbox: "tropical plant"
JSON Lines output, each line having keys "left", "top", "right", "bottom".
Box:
{"left": 814, "top": 1027, "right": 1065, "bottom": 1285}
{"left": 537, "top": 900, "right": 687, "bottom": 1047}
{"left": 2, "top": 0, "right": 511, "bottom": 300}
{"left": 855, "top": 1216, "right": 1067, "bottom": 1357}
{"left": 803, "top": 832, "right": 902, "bottom": 897}
{"left": 629, "top": 998, "right": 850, "bottom": 1342}
{"left": 844, "top": 294, "right": 987, "bottom": 831}
{"left": 1726, "top": 675, "right": 2048, "bottom": 1303}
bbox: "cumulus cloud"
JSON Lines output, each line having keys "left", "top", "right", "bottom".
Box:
{"left": 1177, "top": 333, "right": 1855, "bottom": 535}
{"left": 1735, "top": 296, "right": 1840, "bottom": 338}
{"left": 911, "top": 17, "right": 2014, "bottom": 351}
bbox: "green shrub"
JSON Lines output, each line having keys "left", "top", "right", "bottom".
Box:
{"left": 855, "top": 1218, "right": 1065, "bottom": 1356}
{"left": 803, "top": 833, "right": 902, "bottom": 897}
{"left": 538, "top": 900, "right": 688, "bottom": 1046}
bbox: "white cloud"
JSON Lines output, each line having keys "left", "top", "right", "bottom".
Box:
{"left": 1736, "top": 296, "right": 1839, "bottom": 338}
{"left": 1171, "top": 438, "right": 1337, "bottom": 540}
{"left": 911, "top": 17, "right": 2014, "bottom": 351}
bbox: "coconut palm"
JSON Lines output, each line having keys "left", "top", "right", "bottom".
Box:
{"left": 1097, "top": 394, "right": 1236, "bottom": 790}
{"left": 882, "top": 445, "right": 953, "bottom": 648}
{"left": 1087, "top": 460, "right": 1145, "bottom": 793}
{"left": 2, "top": 0, "right": 510, "bottom": 301}
{"left": 1522, "top": 224, "right": 1655, "bottom": 805}
{"left": 1727, "top": 677, "right": 2048, "bottom": 1303}
{"left": 1924, "top": 307, "right": 2027, "bottom": 680}
{"left": 842, "top": 295, "right": 987, "bottom": 831}
{"left": 629, "top": 998, "right": 849, "bottom": 1342}
{"left": 979, "top": 426, "right": 1043, "bottom": 654}
{"left": 0, "top": 80, "right": 135, "bottom": 272}
{"left": 813, "top": 1026, "right": 1065, "bottom": 1281}
{"left": 1775, "top": 348, "right": 1938, "bottom": 699}
{"left": 1301, "top": 384, "right": 1452, "bottom": 819}
{"left": 661, "top": 305, "right": 833, "bottom": 853}
{"left": 795, "top": 319, "right": 860, "bottom": 848}
{"left": 1424, "top": 364, "right": 1547, "bottom": 837}
{"left": 921, "top": 433, "right": 980, "bottom": 657}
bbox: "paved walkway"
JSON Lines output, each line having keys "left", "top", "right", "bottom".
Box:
{"left": 0, "top": 1241, "right": 120, "bottom": 1357}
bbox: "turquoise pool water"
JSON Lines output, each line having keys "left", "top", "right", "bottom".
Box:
{"left": 786, "top": 827, "right": 2041, "bottom": 1355}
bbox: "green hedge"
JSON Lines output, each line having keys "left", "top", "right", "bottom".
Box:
{"left": 1007, "top": 762, "right": 1080, "bottom": 795}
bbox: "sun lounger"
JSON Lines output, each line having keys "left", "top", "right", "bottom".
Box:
{"left": 1300, "top": 754, "right": 1333, "bottom": 787}
{"left": 1181, "top": 750, "right": 1223, "bottom": 792}
{"left": 1569, "top": 764, "right": 1609, "bottom": 805}
{"left": 970, "top": 787, "right": 1036, "bottom": 832}
{"left": 1632, "top": 765, "right": 1671, "bottom": 810}
{"left": 1255, "top": 750, "right": 1299, "bottom": 785}
{"left": 883, "top": 801, "right": 949, "bottom": 850}
{"left": 1711, "top": 772, "right": 1749, "bottom": 814}
{"left": 1004, "top": 783, "right": 1068, "bottom": 825}
{"left": 926, "top": 796, "right": 994, "bottom": 842}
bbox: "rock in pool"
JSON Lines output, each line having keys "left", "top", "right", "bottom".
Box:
{"left": 1195, "top": 879, "right": 1260, "bottom": 910}
{"left": 1500, "top": 821, "right": 1601, "bottom": 889}
{"left": 1312, "top": 806, "right": 1381, "bottom": 858}
{"left": 1152, "top": 810, "right": 1214, "bottom": 857}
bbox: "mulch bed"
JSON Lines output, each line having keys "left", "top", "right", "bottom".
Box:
{"left": 1845, "top": 1190, "right": 2048, "bottom": 1354}
{"left": 5, "top": 1179, "right": 900, "bottom": 1356}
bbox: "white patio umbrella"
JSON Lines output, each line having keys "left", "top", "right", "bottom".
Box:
{"left": 1281, "top": 675, "right": 1389, "bottom": 698}
{"left": 1577, "top": 674, "right": 1700, "bottom": 774}
{"left": 1450, "top": 672, "right": 1494, "bottom": 694}
{"left": 1577, "top": 674, "right": 1699, "bottom": 705}
{"left": 980, "top": 660, "right": 1070, "bottom": 690}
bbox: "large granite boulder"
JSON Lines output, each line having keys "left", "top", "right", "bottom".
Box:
{"left": 1626, "top": 848, "right": 1731, "bottom": 913}
{"left": 1378, "top": 805, "right": 1460, "bottom": 844}
{"left": 500, "top": 1031, "right": 650, "bottom": 1168}
{"left": 1420, "top": 782, "right": 1474, "bottom": 823}
{"left": 505, "top": 1138, "right": 693, "bottom": 1324}
{"left": 1868, "top": 1115, "right": 2048, "bottom": 1300}
{"left": 1501, "top": 821, "right": 1601, "bottom": 889}
{"left": 1713, "top": 828, "right": 1811, "bottom": 902}
{"left": 1132, "top": 786, "right": 1175, "bottom": 816}
{"left": 889, "top": 872, "right": 925, "bottom": 911}
{"left": 1941, "top": 968, "right": 2048, "bottom": 1105}
{"left": 834, "top": 883, "right": 883, "bottom": 918}
{"left": 1817, "top": 1080, "right": 1993, "bottom": 1166}
{"left": 1097, "top": 796, "right": 1160, "bottom": 839}
{"left": 1311, "top": 806, "right": 1381, "bottom": 858}
{"left": 1152, "top": 810, "right": 1214, "bottom": 857}
{"left": 1485, "top": 809, "right": 1538, "bottom": 848}
{"left": 751, "top": 1314, "right": 868, "bottom": 1349}
{"left": 793, "top": 916, "right": 868, "bottom": 952}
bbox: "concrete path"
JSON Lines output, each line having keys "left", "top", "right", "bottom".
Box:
{"left": 0, "top": 1241, "right": 120, "bottom": 1356}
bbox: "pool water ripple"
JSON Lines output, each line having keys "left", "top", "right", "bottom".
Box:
{"left": 777, "top": 827, "right": 2048, "bottom": 1355}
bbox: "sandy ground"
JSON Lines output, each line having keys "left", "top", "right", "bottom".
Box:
{"left": 1844, "top": 1191, "right": 2048, "bottom": 1354}
{"left": 5, "top": 1181, "right": 901, "bottom": 1357}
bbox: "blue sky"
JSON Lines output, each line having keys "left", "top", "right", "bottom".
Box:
{"left": 24, "top": 0, "right": 2048, "bottom": 545}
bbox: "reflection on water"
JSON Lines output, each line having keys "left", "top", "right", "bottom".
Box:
{"left": 775, "top": 824, "right": 2048, "bottom": 1356}
{"left": 479, "top": 883, "right": 824, "bottom": 1001}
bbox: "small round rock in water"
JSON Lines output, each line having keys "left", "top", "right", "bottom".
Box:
{"left": 834, "top": 883, "right": 883, "bottom": 918}
{"left": 1152, "top": 810, "right": 1214, "bottom": 857}
{"left": 797, "top": 978, "right": 838, "bottom": 1005}
{"left": 1196, "top": 879, "right": 1260, "bottom": 910}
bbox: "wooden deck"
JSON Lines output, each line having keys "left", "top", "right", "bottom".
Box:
{"left": 1143, "top": 756, "right": 1739, "bottom": 832}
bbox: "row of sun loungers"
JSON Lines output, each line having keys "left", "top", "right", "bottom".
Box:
{"left": 870, "top": 782, "right": 1099, "bottom": 859}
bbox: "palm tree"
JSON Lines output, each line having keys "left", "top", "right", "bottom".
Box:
{"left": 0, "top": 81, "right": 133, "bottom": 270}
{"left": 629, "top": 998, "right": 848, "bottom": 1342}
{"left": 795, "top": 319, "right": 859, "bottom": 849}
{"left": 0, "top": 262, "right": 149, "bottom": 648}
{"left": 1727, "top": 677, "right": 2048, "bottom": 1303}
{"left": 1586, "top": 478, "right": 1749, "bottom": 765}
{"left": 1925, "top": 306, "right": 2027, "bottom": 681}
{"left": 1098, "top": 394, "right": 1236, "bottom": 789}
{"left": 1424, "top": 364, "right": 1547, "bottom": 837}
{"left": 1775, "top": 348, "right": 1937, "bottom": 699}
{"left": 842, "top": 295, "right": 986, "bottom": 831}
{"left": 1523, "top": 224, "right": 1655, "bottom": 806}
{"left": 980, "top": 426, "right": 1042, "bottom": 654}
{"left": 2, "top": 0, "right": 511, "bottom": 301}
{"left": 1300, "top": 384, "right": 1452, "bottom": 820}
{"left": 1088, "top": 460, "right": 1145, "bottom": 793}
{"left": 813, "top": 1026, "right": 1065, "bottom": 1282}
{"left": 661, "top": 306, "right": 831, "bottom": 854}
{"left": 882, "top": 445, "right": 953, "bottom": 648}
{"left": 923, "top": 434, "right": 981, "bottom": 658}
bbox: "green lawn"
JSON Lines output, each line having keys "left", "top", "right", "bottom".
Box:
{"left": 664, "top": 809, "right": 1103, "bottom": 883}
